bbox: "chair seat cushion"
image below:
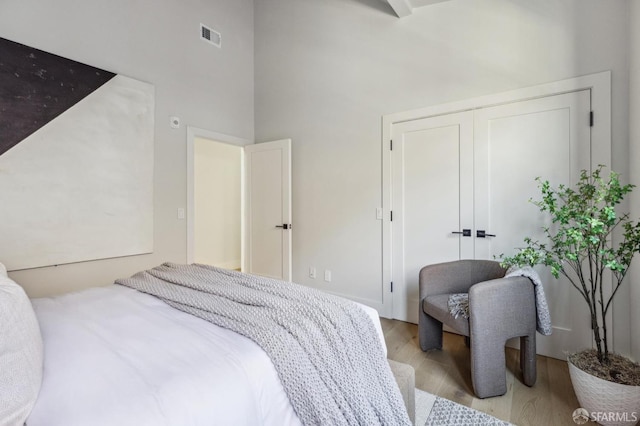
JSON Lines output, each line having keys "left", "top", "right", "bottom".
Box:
{"left": 423, "top": 294, "right": 469, "bottom": 336}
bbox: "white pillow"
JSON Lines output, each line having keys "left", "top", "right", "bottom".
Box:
{"left": 0, "top": 262, "right": 7, "bottom": 277}
{"left": 0, "top": 273, "right": 43, "bottom": 426}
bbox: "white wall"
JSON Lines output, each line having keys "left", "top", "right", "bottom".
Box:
{"left": 1, "top": 0, "right": 254, "bottom": 297}
{"left": 629, "top": 0, "right": 640, "bottom": 362}
{"left": 194, "top": 138, "right": 242, "bottom": 269}
{"left": 254, "top": 0, "right": 632, "bottom": 351}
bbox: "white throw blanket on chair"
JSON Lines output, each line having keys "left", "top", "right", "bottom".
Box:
{"left": 505, "top": 266, "right": 552, "bottom": 335}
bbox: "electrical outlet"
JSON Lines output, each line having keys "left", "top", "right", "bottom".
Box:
{"left": 324, "top": 270, "right": 332, "bottom": 282}
{"left": 309, "top": 267, "right": 316, "bottom": 279}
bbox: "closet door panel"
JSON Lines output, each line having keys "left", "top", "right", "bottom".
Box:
{"left": 391, "top": 112, "right": 473, "bottom": 322}
{"left": 474, "top": 90, "right": 592, "bottom": 359}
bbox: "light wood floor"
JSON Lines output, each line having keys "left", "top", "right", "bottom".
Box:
{"left": 381, "top": 318, "right": 596, "bottom": 426}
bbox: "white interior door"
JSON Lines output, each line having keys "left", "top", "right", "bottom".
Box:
{"left": 244, "top": 139, "right": 292, "bottom": 281}
{"left": 391, "top": 112, "right": 474, "bottom": 323}
{"left": 474, "top": 90, "right": 592, "bottom": 359}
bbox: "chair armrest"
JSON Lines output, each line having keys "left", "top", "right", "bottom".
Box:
{"left": 468, "top": 276, "right": 536, "bottom": 338}
{"left": 419, "top": 260, "right": 506, "bottom": 300}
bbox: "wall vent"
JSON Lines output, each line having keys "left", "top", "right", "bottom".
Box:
{"left": 200, "top": 24, "right": 221, "bottom": 48}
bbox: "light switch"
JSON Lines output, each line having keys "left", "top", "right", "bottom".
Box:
{"left": 177, "top": 208, "right": 185, "bottom": 220}
{"left": 324, "top": 270, "right": 332, "bottom": 282}
{"left": 376, "top": 208, "right": 383, "bottom": 220}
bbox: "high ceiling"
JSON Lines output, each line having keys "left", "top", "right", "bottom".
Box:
{"left": 384, "top": 0, "right": 451, "bottom": 17}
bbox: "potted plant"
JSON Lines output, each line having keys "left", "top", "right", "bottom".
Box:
{"left": 501, "top": 166, "right": 640, "bottom": 426}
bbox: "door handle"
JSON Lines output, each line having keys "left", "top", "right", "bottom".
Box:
{"left": 451, "top": 229, "right": 471, "bottom": 237}
{"left": 476, "top": 230, "right": 496, "bottom": 238}
{"left": 275, "top": 224, "right": 291, "bottom": 230}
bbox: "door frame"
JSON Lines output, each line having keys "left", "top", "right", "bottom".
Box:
{"left": 186, "top": 126, "right": 253, "bottom": 268}
{"left": 381, "top": 71, "right": 611, "bottom": 320}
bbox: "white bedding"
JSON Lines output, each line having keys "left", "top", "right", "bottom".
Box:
{"left": 28, "top": 284, "right": 385, "bottom": 426}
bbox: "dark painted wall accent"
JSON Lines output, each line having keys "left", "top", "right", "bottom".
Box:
{"left": 0, "top": 37, "right": 115, "bottom": 156}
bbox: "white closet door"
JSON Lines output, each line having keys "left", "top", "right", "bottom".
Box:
{"left": 391, "top": 112, "right": 474, "bottom": 323}
{"left": 474, "top": 90, "right": 592, "bottom": 359}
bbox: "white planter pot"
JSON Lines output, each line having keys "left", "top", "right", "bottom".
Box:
{"left": 568, "top": 360, "right": 640, "bottom": 426}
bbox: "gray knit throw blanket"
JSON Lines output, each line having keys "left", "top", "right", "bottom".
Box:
{"left": 116, "top": 263, "right": 411, "bottom": 426}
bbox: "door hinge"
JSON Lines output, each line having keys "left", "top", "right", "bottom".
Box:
{"left": 390, "top": 140, "right": 393, "bottom": 150}
{"left": 590, "top": 111, "right": 594, "bottom": 127}
{"left": 390, "top": 211, "right": 393, "bottom": 221}
{"left": 391, "top": 282, "right": 393, "bottom": 292}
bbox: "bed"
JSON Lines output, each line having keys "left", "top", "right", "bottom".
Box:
{"left": 0, "top": 262, "right": 405, "bottom": 426}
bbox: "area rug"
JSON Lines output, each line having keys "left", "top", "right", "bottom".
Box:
{"left": 415, "top": 388, "right": 512, "bottom": 426}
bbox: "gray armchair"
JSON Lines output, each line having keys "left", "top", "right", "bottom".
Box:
{"left": 418, "top": 259, "right": 537, "bottom": 398}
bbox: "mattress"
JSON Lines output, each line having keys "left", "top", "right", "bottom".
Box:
{"left": 27, "top": 284, "right": 385, "bottom": 426}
